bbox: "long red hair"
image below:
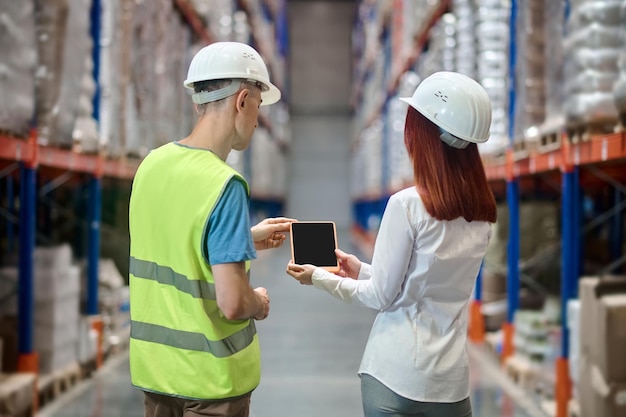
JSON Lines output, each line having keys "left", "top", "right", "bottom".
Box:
{"left": 404, "top": 106, "right": 497, "bottom": 222}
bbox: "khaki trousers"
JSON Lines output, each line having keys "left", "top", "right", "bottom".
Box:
{"left": 143, "top": 391, "right": 251, "bottom": 417}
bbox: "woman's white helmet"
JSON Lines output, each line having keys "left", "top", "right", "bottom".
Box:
{"left": 399, "top": 71, "right": 492, "bottom": 148}
{"left": 184, "top": 42, "right": 281, "bottom": 106}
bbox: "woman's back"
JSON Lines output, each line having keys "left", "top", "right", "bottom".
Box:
{"left": 359, "top": 186, "right": 491, "bottom": 402}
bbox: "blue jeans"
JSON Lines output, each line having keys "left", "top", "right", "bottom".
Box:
{"left": 360, "top": 374, "right": 472, "bottom": 417}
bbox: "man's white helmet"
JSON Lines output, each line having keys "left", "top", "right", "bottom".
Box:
{"left": 184, "top": 42, "right": 281, "bottom": 106}
{"left": 399, "top": 71, "right": 492, "bottom": 149}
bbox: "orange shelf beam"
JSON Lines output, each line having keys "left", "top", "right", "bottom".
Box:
{"left": 484, "top": 132, "right": 626, "bottom": 182}
{"left": 0, "top": 135, "right": 139, "bottom": 180}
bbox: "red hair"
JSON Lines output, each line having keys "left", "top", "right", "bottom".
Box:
{"left": 404, "top": 106, "right": 497, "bottom": 222}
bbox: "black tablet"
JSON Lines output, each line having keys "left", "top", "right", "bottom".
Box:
{"left": 290, "top": 221, "right": 340, "bottom": 272}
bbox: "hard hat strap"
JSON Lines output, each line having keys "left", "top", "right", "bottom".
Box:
{"left": 192, "top": 80, "right": 243, "bottom": 104}
{"left": 439, "top": 129, "right": 469, "bottom": 149}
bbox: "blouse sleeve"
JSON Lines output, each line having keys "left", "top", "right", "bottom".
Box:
{"left": 311, "top": 195, "right": 415, "bottom": 310}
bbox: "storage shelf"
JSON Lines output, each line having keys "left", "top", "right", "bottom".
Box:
{"left": 484, "top": 132, "right": 626, "bottom": 182}
{"left": 352, "top": 0, "right": 451, "bottom": 137}
{"left": 0, "top": 135, "right": 139, "bottom": 180}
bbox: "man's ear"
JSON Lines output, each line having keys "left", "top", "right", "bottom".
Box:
{"left": 235, "top": 89, "right": 249, "bottom": 112}
{"left": 194, "top": 103, "right": 200, "bottom": 115}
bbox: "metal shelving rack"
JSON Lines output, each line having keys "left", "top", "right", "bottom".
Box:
{"left": 1, "top": 1, "right": 289, "bottom": 389}
{"left": 0, "top": 0, "right": 212, "bottom": 383}
{"left": 350, "top": 0, "right": 451, "bottom": 257}
{"left": 350, "top": 1, "right": 626, "bottom": 417}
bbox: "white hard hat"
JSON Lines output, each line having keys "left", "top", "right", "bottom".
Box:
{"left": 399, "top": 71, "right": 492, "bottom": 148}
{"left": 184, "top": 42, "right": 281, "bottom": 106}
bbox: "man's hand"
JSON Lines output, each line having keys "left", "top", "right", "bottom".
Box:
{"left": 251, "top": 217, "right": 297, "bottom": 250}
{"left": 253, "top": 287, "right": 270, "bottom": 320}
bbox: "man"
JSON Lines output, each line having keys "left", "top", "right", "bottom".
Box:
{"left": 128, "top": 42, "right": 294, "bottom": 417}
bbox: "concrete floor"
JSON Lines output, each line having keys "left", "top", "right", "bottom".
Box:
{"left": 36, "top": 233, "right": 549, "bottom": 417}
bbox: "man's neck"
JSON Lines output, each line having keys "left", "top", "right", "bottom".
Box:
{"left": 180, "top": 114, "right": 233, "bottom": 161}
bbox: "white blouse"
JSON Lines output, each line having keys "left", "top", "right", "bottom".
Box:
{"left": 311, "top": 187, "right": 492, "bottom": 402}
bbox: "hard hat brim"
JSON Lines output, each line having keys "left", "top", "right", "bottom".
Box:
{"left": 398, "top": 96, "right": 489, "bottom": 144}
{"left": 261, "top": 82, "right": 281, "bottom": 106}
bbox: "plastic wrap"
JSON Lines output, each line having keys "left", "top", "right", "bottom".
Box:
{"left": 475, "top": 0, "right": 510, "bottom": 155}
{"left": 417, "top": 13, "right": 456, "bottom": 78}
{"left": 452, "top": 0, "right": 476, "bottom": 78}
{"left": 612, "top": 1, "right": 626, "bottom": 114}
{"left": 56, "top": 0, "right": 93, "bottom": 149}
{"left": 0, "top": 0, "right": 37, "bottom": 136}
{"left": 124, "top": 0, "right": 192, "bottom": 157}
{"left": 513, "top": 0, "right": 545, "bottom": 142}
{"left": 99, "top": 0, "right": 124, "bottom": 156}
{"left": 386, "top": 72, "right": 419, "bottom": 190}
{"left": 564, "top": 0, "right": 621, "bottom": 124}
{"left": 542, "top": 0, "right": 565, "bottom": 126}
{"left": 34, "top": 0, "right": 69, "bottom": 145}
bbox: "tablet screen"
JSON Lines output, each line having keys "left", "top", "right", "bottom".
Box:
{"left": 291, "top": 222, "right": 339, "bottom": 270}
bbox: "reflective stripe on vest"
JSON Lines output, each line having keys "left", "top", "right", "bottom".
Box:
{"left": 130, "top": 319, "right": 256, "bottom": 358}
{"left": 130, "top": 257, "right": 251, "bottom": 299}
{"left": 129, "top": 256, "right": 256, "bottom": 357}
{"left": 130, "top": 256, "right": 216, "bottom": 300}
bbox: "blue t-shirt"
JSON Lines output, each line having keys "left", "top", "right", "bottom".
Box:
{"left": 206, "top": 177, "right": 257, "bottom": 265}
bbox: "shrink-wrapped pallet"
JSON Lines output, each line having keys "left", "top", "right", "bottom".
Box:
{"left": 0, "top": 0, "right": 37, "bottom": 136}
{"left": 513, "top": 0, "right": 545, "bottom": 144}
{"left": 417, "top": 14, "right": 456, "bottom": 78}
{"left": 475, "top": 0, "right": 510, "bottom": 155}
{"left": 542, "top": 0, "right": 566, "bottom": 131}
{"left": 612, "top": 1, "right": 626, "bottom": 119}
{"left": 386, "top": 71, "right": 419, "bottom": 191}
{"left": 99, "top": 0, "right": 125, "bottom": 156}
{"left": 564, "top": 0, "right": 622, "bottom": 125}
{"left": 34, "top": 0, "right": 69, "bottom": 146}
{"left": 452, "top": 0, "right": 477, "bottom": 78}
{"left": 56, "top": 0, "right": 93, "bottom": 148}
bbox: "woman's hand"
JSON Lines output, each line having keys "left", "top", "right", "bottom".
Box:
{"left": 286, "top": 262, "right": 316, "bottom": 285}
{"left": 251, "top": 217, "right": 297, "bottom": 250}
{"left": 335, "top": 249, "right": 361, "bottom": 279}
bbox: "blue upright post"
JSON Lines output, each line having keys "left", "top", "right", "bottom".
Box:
{"left": 7, "top": 175, "right": 15, "bottom": 252}
{"left": 502, "top": 0, "right": 518, "bottom": 361}
{"left": 87, "top": 176, "right": 101, "bottom": 316}
{"left": 90, "top": 0, "right": 101, "bottom": 122}
{"left": 87, "top": 174, "right": 105, "bottom": 368}
{"left": 610, "top": 187, "right": 623, "bottom": 270}
{"left": 475, "top": 264, "right": 483, "bottom": 303}
{"left": 573, "top": 167, "right": 583, "bottom": 278}
{"left": 18, "top": 163, "right": 36, "bottom": 356}
{"left": 506, "top": 179, "right": 520, "bottom": 322}
{"left": 561, "top": 171, "right": 575, "bottom": 359}
{"left": 503, "top": 175, "right": 519, "bottom": 359}
{"left": 557, "top": 164, "right": 576, "bottom": 417}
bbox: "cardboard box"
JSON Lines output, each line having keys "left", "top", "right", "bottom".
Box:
{"left": 579, "top": 276, "right": 626, "bottom": 359}
{"left": 0, "top": 373, "right": 36, "bottom": 416}
{"left": 590, "top": 363, "right": 626, "bottom": 417}
{"left": 594, "top": 294, "right": 626, "bottom": 382}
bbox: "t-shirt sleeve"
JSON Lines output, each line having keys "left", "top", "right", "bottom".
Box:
{"left": 206, "top": 177, "right": 257, "bottom": 265}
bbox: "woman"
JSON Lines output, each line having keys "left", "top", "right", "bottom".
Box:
{"left": 286, "top": 71, "right": 497, "bottom": 417}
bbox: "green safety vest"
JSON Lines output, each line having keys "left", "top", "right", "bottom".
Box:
{"left": 128, "top": 142, "right": 259, "bottom": 400}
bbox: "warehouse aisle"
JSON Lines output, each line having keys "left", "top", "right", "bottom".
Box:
{"left": 36, "top": 237, "right": 548, "bottom": 417}
{"left": 33, "top": 2, "right": 547, "bottom": 417}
